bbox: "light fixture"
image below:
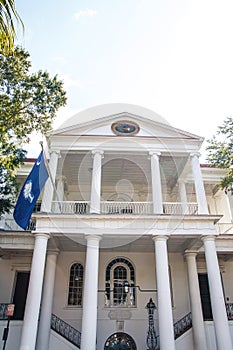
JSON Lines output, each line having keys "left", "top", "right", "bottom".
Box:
{"left": 124, "top": 280, "right": 130, "bottom": 293}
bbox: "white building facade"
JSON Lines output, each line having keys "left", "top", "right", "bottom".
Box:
{"left": 1, "top": 104, "right": 233, "bottom": 350}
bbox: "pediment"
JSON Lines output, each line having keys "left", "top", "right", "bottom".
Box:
{"left": 52, "top": 111, "right": 202, "bottom": 141}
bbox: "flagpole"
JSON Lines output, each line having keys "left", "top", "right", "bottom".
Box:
{"left": 39, "top": 142, "right": 62, "bottom": 213}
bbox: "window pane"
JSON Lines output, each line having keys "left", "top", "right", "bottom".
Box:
{"left": 68, "top": 263, "right": 83, "bottom": 306}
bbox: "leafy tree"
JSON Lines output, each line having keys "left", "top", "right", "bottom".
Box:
{"left": 206, "top": 117, "right": 233, "bottom": 193}
{"left": 0, "top": 0, "right": 24, "bottom": 54}
{"left": 0, "top": 47, "right": 67, "bottom": 217}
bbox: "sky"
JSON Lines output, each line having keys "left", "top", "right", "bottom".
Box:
{"left": 15, "top": 0, "right": 233, "bottom": 160}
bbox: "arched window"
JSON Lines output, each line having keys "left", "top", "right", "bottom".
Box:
{"left": 68, "top": 263, "right": 84, "bottom": 306}
{"left": 104, "top": 332, "right": 137, "bottom": 350}
{"left": 105, "top": 258, "right": 135, "bottom": 307}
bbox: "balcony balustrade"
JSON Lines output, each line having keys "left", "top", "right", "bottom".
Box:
{"left": 101, "top": 201, "right": 153, "bottom": 215}
{"left": 163, "top": 202, "right": 198, "bottom": 215}
{"left": 0, "top": 201, "right": 199, "bottom": 231}
{"left": 51, "top": 201, "right": 198, "bottom": 215}
{"left": 51, "top": 201, "right": 90, "bottom": 214}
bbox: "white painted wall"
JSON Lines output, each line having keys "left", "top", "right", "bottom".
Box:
{"left": 52, "top": 252, "right": 86, "bottom": 330}
{"left": 0, "top": 321, "right": 23, "bottom": 350}
{"left": 169, "top": 253, "right": 190, "bottom": 321}
{"left": 49, "top": 330, "right": 78, "bottom": 350}
{"left": 0, "top": 257, "right": 31, "bottom": 302}
{"left": 221, "top": 260, "right": 233, "bottom": 302}
{"left": 175, "top": 328, "right": 194, "bottom": 350}
{"left": 207, "top": 189, "right": 232, "bottom": 223}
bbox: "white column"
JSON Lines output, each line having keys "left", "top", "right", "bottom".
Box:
{"left": 36, "top": 251, "right": 59, "bottom": 350}
{"left": 153, "top": 236, "right": 175, "bottom": 350}
{"left": 56, "top": 176, "right": 65, "bottom": 201}
{"left": 202, "top": 236, "right": 233, "bottom": 350}
{"left": 178, "top": 180, "right": 188, "bottom": 214}
{"left": 190, "top": 153, "right": 208, "bottom": 214}
{"left": 19, "top": 233, "right": 50, "bottom": 350}
{"left": 185, "top": 252, "right": 208, "bottom": 350}
{"left": 81, "top": 235, "right": 101, "bottom": 350}
{"left": 41, "top": 150, "right": 60, "bottom": 212}
{"left": 90, "top": 150, "right": 104, "bottom": 214}
{"left": 149, "top": 152, "right": 163, "bottom": 214}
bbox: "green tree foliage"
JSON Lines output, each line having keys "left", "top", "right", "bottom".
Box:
{"left": 206, "top": 117, "right": 233, "bottom": 193}
{"left": 0, "top": 47, "right": 67, "bottom": 217}
{"left": 0, "top": 0, "right": 24, "bottom": 54}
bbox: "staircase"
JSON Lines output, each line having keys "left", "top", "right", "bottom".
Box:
{"left": 51, "top": 314, "right": 81, "bottom": 348}
{"left": 174, "top": 312, "right": 192, "bottom": 339}
{"left": 50, "top": 312, "right": 192, "bottom": 350}
{"left": 152, "top": 312, "right": 192, "bottom": 349}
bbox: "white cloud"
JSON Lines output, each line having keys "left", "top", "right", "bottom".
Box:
{"left": 58, "top": 72, "right": 82, "bottom": 89}
{"left": 74, "top": 9, "right": 97, "bottom": 20}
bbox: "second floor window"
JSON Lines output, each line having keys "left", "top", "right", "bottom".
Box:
{"left": 68, "top": 263, "right": 84, "bottom": 306}
{"left": 105, "top": 258, "right": 135, "bottom": 307}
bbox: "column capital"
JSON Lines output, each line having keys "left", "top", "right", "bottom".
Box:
{"left": 56, "top": 175, "right": 67, "bottom": 182}
{"left": 190, "top": 152, "right": 201, "bottom": 159}
{"left": 184, "top": 251, "right": 198, "bottom": 259}
{"left": 152, "top": 235, "right": 169, "bottom": 242}
{"left": 201, "top": 235, "right": 216, "bottom": 243}
{"left": 47, "top": 249, "right": 60, "bottom": 256}
{"left": 85, "top": 234, "right": 102, "bottom": 242}
{"left": 91, "top": 149, "right": 104, "bottom": 157}
{"left": 149, "top": 151, "right": 161, "bottom": 158}
{"left": 49, "top": 149, "right": 61, "bottom": 157}
{"left": 34, "top": 232, "right": 51, "bottom": 240}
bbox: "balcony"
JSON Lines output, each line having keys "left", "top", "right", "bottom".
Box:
{"left": 51, "top": 201, "right": 198, "bottom": 215}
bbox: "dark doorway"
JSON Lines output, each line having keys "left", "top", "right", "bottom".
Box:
{"left": 12, "top": 271, "right": 30, "bottom": 320}
{"left": 104, "top": 332, "right": 137, "bottom": 350}
{"left": 198, "top": 273, "right": 213, "bottom": 320}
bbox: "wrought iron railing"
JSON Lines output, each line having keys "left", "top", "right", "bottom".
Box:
{"left": 51, "top": 313, "right": 81, "bottom": 348}
{"left": 0, "top": 304, "right": 8, "bottom": 320}
{"left": 226, "top": 303, "right": 233, "bottom": 320}
{"left": 33, "top": 201, "right": 42, "bottom": 213}
{"left": 174, "top": 312, "right": 192, "bottom": 339}
{"left": 101, "top": 286, "right": 157, "bottom": 308}
{"left": 150, "top": 313, "right": 192, "bottom": 349}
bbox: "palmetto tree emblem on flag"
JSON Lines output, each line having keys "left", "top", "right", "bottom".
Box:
{"left": 23, "top": 180, "right": 34, "bottom": 203}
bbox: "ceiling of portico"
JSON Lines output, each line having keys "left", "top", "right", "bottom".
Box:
{"left": 50, "top": 234, "right": 203, "bottom": 253}
{"left": 59, "top": 152, "right": 190, "bottom": 195}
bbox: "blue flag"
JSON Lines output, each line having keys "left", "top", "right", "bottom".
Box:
{"left": 13, "top": 151, "right": 49, "bottom": 230}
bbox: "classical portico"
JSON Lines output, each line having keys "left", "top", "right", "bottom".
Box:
{"left": 2, "top": 104, "right": 233, "bottom": 350}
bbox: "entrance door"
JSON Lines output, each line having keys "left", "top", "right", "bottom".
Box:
{"left": 198, "top": 273, "right": 213, "bottom": 320}
{"left": 12, "top": 271, "right": 30, "bottom": 320}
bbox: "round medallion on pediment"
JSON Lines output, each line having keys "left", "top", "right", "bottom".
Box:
{"left": 111, "top": 121, "right": 140, "bottom": 136}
